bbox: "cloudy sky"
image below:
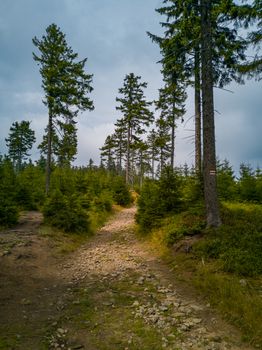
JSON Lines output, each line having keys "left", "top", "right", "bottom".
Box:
{"left": 0, "top": 0, "right": 261, "bottom": 173}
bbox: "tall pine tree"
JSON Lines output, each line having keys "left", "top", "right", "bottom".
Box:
{"left": 116, "top": 73, "right": 153, "bottom": 186}
{"left": 33, "top": 23, "right": 94, "bottom": 193}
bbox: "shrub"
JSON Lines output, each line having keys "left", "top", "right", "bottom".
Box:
{"left": 158, "top": 166, "right": 183, "bottom": 212}
{"left": 0, "top": 157, "right": 18, "bottom": 227}
{"left": 0, "top": 198, "right": 18, "bottom": 227}
{"left": 16, "top": 164, "right": 45, "bottom": 210}
{"left": 194, "top": 202, "right": 262, "bottom": 276}
{"left": 111, "top": 176, "right": 132, "bottom": 206}
{"left": 136, "top": 167, "right": 184, "bottom": 232}
{"left": 136, "top": 179, "right": 164, "bottom": 231}
{"left": 93, "top": 190, "right": 113, "bottom": 212}
{"left": 43, "top": 190, "right": 90, "bottom": 233}
{"left": 181, "top": 174, "right": 203, "bottom": 206}
{"left": 217, "top": 159, "right": 237, "bottom": 201}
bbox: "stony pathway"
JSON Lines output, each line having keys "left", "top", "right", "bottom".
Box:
{"left": 49, "top": 207, "right": 252, "bottom": 350}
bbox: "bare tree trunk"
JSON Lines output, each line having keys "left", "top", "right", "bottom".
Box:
{"left": 126, "top": 124, "right": 131, "bottom": 185}
{"left": 119, "top": 135, "right": 123, "bottom": 174}
{"left": 195, "top": 47, "right": 202, "bottom": 176}
{"left": 160, "top": 149, "right": 164, "bottom": 174}
{"left": 140, "top": 150, "right": 143, "bottom": 190}
{"left": 151, "top": 150, "right": 155, "bottom": 179}
{"left": 201, "top": 0, "right": 221, "bottom": 227}
{"left": 45, "top": 112, "right": 52, "bottom": 194}
{"left": 170, "top": 108, "right": 175, "bottom": 169}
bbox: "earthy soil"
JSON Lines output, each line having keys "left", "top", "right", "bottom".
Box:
{"left": 0, "top": 208, "right": 255, "bottom": 350}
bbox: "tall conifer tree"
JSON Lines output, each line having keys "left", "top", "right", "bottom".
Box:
{"left": 33, "top": 23, "right": 94, "bottom": 193}
{"left": 116, "top": 73, "right": 153, "bottom": 185}
{"left": 150, "top": 0, "right": 250, "bottom": 226}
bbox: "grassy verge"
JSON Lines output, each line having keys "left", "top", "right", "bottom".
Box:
{"left": 39, "top": 205, "right": 122, "bottom": 255}
{"left": 143, "top": 202, "right": 262, "bottom": 348}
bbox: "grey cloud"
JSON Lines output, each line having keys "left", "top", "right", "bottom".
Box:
{"left": 0, "top": 0, "right": 261, "bottom": 171}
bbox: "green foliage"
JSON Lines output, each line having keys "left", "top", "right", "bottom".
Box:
{"left": 157, "top": 207, "right": 205, "bottom": 246}
{"left": 136, "top": 179, "right": 163, "bottom": 231}
{"left": 115, "top": 73, "right": 153, "bottom": 185}
{"left": 217, "top": 159, "right": 237, "bottom": 200}
{"left": 42, "top": 167, "right": 132, "bottom": 233}
{"left": 111, "top": 176, "right": 132, "bottom": 206}
{"left": 33, "top": 23, "right": 94, "bottom": 193}
{"left": 180, "top": 172, "right": 203, "bottom": 206}
{"left": 144, "top": 199, "right": 262, "bottom": 347}
{"left": 43, "top": 190, "right": 90, "bottom": 233}
{"left": 5, "top": 120, "right": 36, "bottom": 171}
{"left": 92, "top": 190, "right": 113, "bottom": 212}
{"left": 193, "top": 268, "right": 262, "bottom": 348}
{"left": 0, "top": 157, "right": 19, "bottom": 227}
{"left": 136, "top": 167, "right": 183, "bottom": 231}
{"left": 0, "top": 198, "right": 18, "bottom": 228}
{"left": 238, "top": 163, "right": 259, "bottom": 202}
{"left": 194, "top": 202, "right": 262, "bottom": 276}
{"left": 16, "top": 164, "right": 45, "bottom": 210}
{"left": 158, "top": 166, "right": 183, "bottom": 212}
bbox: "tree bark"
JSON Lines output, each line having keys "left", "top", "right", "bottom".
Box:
{"left": 119, "top": 134, "right": 123, "bottom": 174}
{"left": 201, "top": 0, "right": 221, "bottom": 227}
{"left": 170, "top": 107, "right": 175, "bottom": 169}
{"left": 126, "top": 123, "right": 131, "bottom": 185}
{"left": 194, "top": 47, "right": 202, "bottom": 176}
{"left": 151, "top": 149, "right": 155, "bottom": 179}
{"left": 45, "top": 112, "right": 52, "bottom": 194}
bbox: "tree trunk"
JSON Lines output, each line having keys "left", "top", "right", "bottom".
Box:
{"left": 170, "top": 108, "right": 175, "bottom": 169}
{"left": 151, "top": 150, "right": 155, "bottom": 179}
{"left": 201, "top": 0, "right": 221, "bottom": 227}
{"left": 140, "top": 150, "right": 143, "bottom": 190}
{"left": 126, "top": 124, "right": 131, "bottom": 185}
{"left": 195, "top": 47, "right": 202, "bottom": 176}
{"left": 160, "top": 148, "right": 164, "bottom": 174}
{"left": 45, "top": 112, "right": 52, "bottom": 194}
{"left": 119, "top": 135, "right": 123, "bottom": 174}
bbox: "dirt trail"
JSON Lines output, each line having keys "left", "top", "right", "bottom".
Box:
{"left": 0, "top": 208, "right": 254, "bottom": 350}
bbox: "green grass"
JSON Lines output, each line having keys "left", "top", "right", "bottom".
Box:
{"left": 38, "top": 225, "right": 89, "bottom": 254}
{"left": 58, "top": 274, "right": 180, "bottom": 350}
{"left": 0, "top": 337, "right": 17, "bottom": 350}
{"left": 193, "top": 266, "right": 262, "bottom": 346}
{"left": 39, "top": 205, "right": 121, "bottom": 255}
{"left": 194, "top": 202, "right": 262, "bottom": 276}
{"left": 143, "top": 201, "right": 262, "bottom": 348}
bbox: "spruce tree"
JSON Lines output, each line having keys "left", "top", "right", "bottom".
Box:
{"left": 200, "top": 0, "right": 221, "bottom": 226}
{"left": 100, "top": 135, "right": 116, "bottom": 172}
{"left": 33, "top": 23, "right": 94, "bottom": 193}
{"left": 150, "top": 0, "right": 250, "bottom": 227}
{"left": 155, "top": 116, "right": 172, "bottom": 174}
{"left": 114, "top": 118, "right": 128, "bottom": 174}
{"left": 116, "top": 73, "right": 153, "bottom": 185}
{"left": 239, "top": 0, "right": 261, "bottom": 79}
{"left": 147, "top": 129, "right": 158, "bottom": 179}
{"left": 155, "top": 80, "right": 186, "bottom": 169}
{"left": 134, "top": 140, "right": 150, "bottom": 189}
{"left": 5, "top": 121, "right": 36, "bottom": 171}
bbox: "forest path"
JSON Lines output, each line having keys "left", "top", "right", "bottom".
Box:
{"left": 0, "top": 208, "right": 254, "bottom": 349}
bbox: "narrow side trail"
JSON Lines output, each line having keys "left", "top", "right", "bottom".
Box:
{"left": 54, "top": 207, "right": 252, "bottom": 350}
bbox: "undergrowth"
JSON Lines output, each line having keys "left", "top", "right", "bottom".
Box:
{"left": 142, "top": 201, "right": 262, "bottom": 348}
{"left": 40, "top": 205, "right": 120, "bottom": 255}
